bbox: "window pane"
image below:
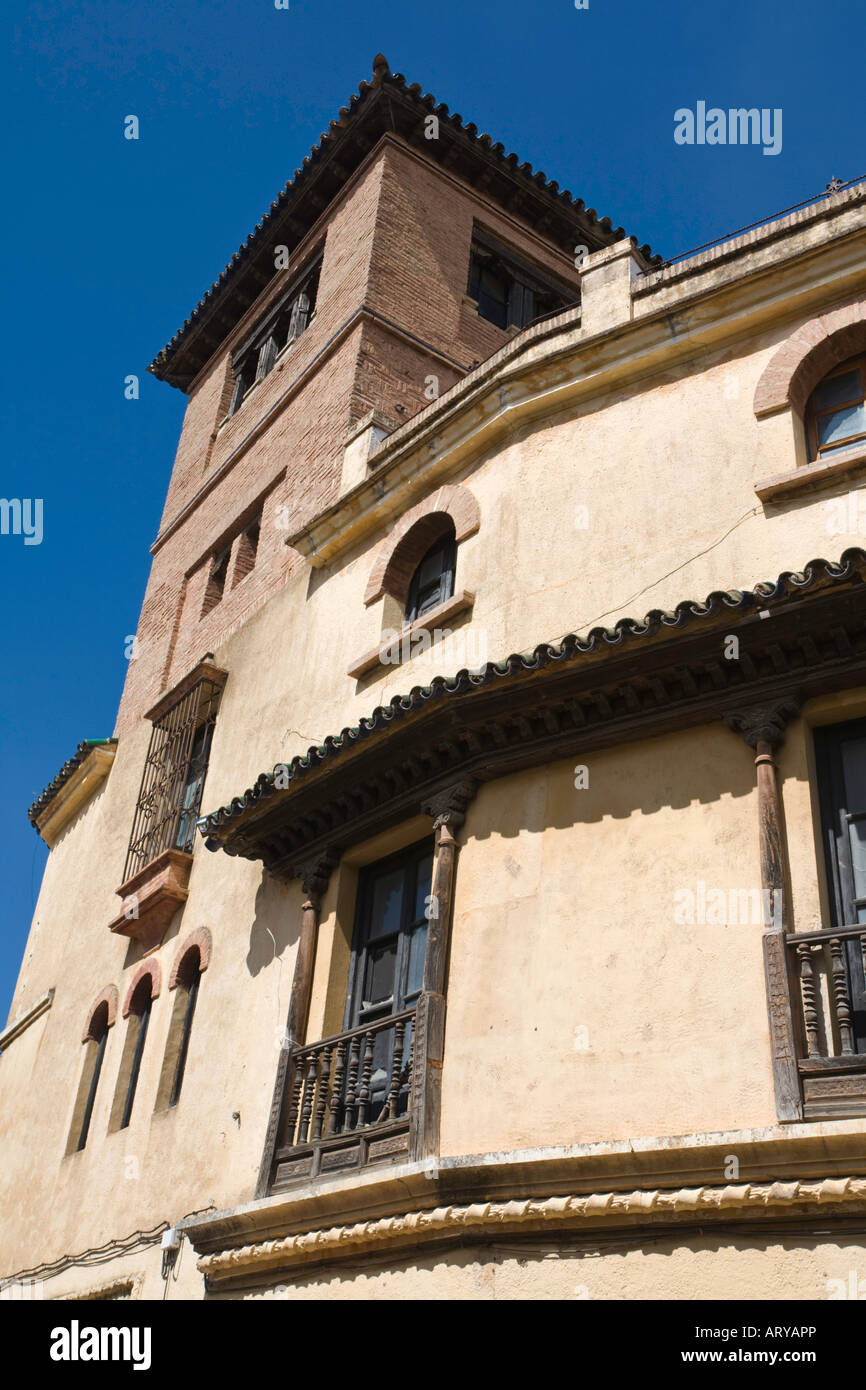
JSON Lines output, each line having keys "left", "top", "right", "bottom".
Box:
{"left": 363, "top": 941, "right": 397, "bottom": 1006}
{"left": 817, "top": 402, "right": 866, "bottom": 448}
{"left": 367, "top": 867, "right": 404, "bottom": 940}
{"left": 812, "top": 369, "right": 862, "bottom": 412}
{"left": 848, "top": 820, "right": 866, "bottom": 913}
{"left": 413, "top": 852, "right": 434, "bottom": 921}
{"left": 841, "top": 737, "right": 866, "bottom": 812}
{"left": 406, "top": 922, "right": 427, "bottom": 996}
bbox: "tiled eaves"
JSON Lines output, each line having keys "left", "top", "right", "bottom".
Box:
{"left": 633, "top": 179, "right": 866, "bottom": 297}
{"left": 198, "top": 548, "right": 866, "bottom": 839}
{"left": 149, "top": 54, "right": 658, "bottom": 391}
{"left": 27, "top": 739, "right": 117, "bottom": 828}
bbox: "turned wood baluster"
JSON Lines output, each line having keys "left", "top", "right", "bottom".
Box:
{"left": 285, "top": 1059, "right": 305, "bottom": 1147}
{"left": 796, "top": 942, "right": 821, "bottom": 1058}
{"left": 343, "top": 1036, "right": 361, "bottom": 1132}
{"left": 329, "top": 1040, "right": 347, "bottom": 1135}
{"left": 829, "top": 938, "right": 856, "bottom": 1055}
{"left": 312, "top": 1045, "right": 332, "bottom": 1140}
{"left": 356, "top": 1032, "right": 374, "bottom": 1128}
{"left": 386, "top": 1019, "right": 407, "bottom": 1119}
{"left": 298, "top": 1052, "right": 317, "bottom": 1143}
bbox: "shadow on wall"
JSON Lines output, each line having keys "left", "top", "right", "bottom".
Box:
{"left": 246, "top": 869, "right": 299, "bottom": 978}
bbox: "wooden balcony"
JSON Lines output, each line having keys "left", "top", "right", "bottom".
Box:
{"left": 788, "top": 924, "right": 866, "bottom": 1118}
{"left": 271, "top": 1007, "right": 417, "bottom": 1191}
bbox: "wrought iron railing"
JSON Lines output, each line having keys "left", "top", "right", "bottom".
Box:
{"left": 123, "top": 678, "right": 222, "bottom": 883}
{"left": 272, "top": 1007, "right": 416, "bottom": 1185}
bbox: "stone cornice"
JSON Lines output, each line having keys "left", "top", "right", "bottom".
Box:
{"left": 0, "top": 989, "right": 54, "bottom": 1052}
{"left": 33, "top": 745, "right": 116, "bottom": 848}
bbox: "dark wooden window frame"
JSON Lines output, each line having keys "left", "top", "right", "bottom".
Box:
{"left": 404, "top": 533, "right": 456, "bottom": 623}
{"left": 814, "top": 716, "right": 866, "bottom": 1053}
{"left": 344, "top": 838, "right": 435, "bottom": 1033}
{"left": 229, "top": 253, "right": 323, "bottom": 416}
{"left": 467, "top": 227, "right": 575, "bottom": 332}
{"left": 805, "top": 354, "right": 866, "bottom": 462}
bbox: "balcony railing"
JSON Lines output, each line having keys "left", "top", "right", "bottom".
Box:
{"left": 271, "top": 1007, "right": 417, "bottom": 1189}
{"left": 787, "top": 924, "right": 866, "bottom": 1117}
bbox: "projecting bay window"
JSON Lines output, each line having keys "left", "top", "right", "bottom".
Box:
{"left": 467, "top": 229, "right": 574, "bottom": 332}
{"left": 228, "top": 256, "right": 321, "bottom": 416}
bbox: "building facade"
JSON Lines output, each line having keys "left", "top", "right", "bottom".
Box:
{"left": 3, "top": 56, "right": 866, "bottom": 1301}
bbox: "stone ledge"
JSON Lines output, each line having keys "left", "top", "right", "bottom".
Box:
{"left": 347, "top": 590, "right": 475, "bottom": 680}
{"left": 755, "top": 444, "right": 866, "bottom": 502}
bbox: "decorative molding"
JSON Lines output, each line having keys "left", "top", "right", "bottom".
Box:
{"left": 144, "top": 657, "right": 228, "bottom": 726}
{"left": 122, "top": 960, "right": 162, "bottom": 1017}
{"left": 723, "top": 699, "right": 801, "bottom": 750}
{"left": 82, "top": 986, "right": 119, "bottom": 1042}
{"left": 32, "top": 744, "right": 117, "bottom": 848}
{"left": 0, "top": 989, "right": 54, "bottom": 1053}
{"left": 197, "top": 1175, "right": 866, "bottom": 1284}
{"left": 109, "top": 849, "right": 193, "bottom": 946}
{"left": 753, "top": 296, "right": 866, "bottom": 417}
{"left": 420, "top": 779, "right": 478, "bottom": 831}
{"left": 169, "top": 928, "right": 212, "bottom": 988}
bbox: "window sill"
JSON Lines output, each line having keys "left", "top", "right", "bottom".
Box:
{"left": 755, "top": 443, "right": 866, "bottom": 502}
{"left": 347, "top": 590, "right": 475, "bottom": 681}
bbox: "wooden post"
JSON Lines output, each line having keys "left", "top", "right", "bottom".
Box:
{"left": 410, "top": 780, "right": 476, "bottom": 1161}
{"left": 254, "top": 852, "right": 337, "bottom": 1198}
{"left": 725, "top": 700, "right": 803, "bottom": 1122}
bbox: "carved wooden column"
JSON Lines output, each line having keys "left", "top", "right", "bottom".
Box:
{"left": 410, "top": 780, "right": 477, "bottom": 1161}
{"left": 724, "top": 699, "right": 803, "bottom": 1122}
{"left": 255, "top": 851, "right": 338, "bottom": 1198}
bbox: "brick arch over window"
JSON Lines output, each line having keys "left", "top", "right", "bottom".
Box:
{"left": 364, "top": 484, "right": 480, "bottom": 607}
{"left": 82, "top": 985, "right": 119, "bottom": 1043}
{"left": 754, "top": 298, "right": 866, "bottom": 418}
{"left": 169, "top": 927, "right": 212, "bottom": 989}
{"left": 122, "top": 959, "right": 162, "bottom": 1017}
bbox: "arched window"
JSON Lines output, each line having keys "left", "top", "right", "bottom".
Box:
{"left": 805, "top": 356, "right": 866, "bottom": 460}
{"left": 67, "top": 999, "right": 113, "bottom": 1154}
{"left": 155, "top": 945, "right": 204, "bottom": 1110}
{"left": 404, "top": 525, "right": 456, "bottom": 623}
{"left": 111, "top": 975, "right": 154, "bottom": 1131}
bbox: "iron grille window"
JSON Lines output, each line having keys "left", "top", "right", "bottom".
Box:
{"left": 815, "top": 717, "right": 866, "bottom": 1052}
{"left": 123, "top": 678, "right": 222, "bottom": 882}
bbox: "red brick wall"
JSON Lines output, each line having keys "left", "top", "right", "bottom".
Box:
{"left": 115, "top": 137, "right": 578, "bottom": 735}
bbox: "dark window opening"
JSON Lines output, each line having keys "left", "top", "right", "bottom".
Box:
{"left": 232, "top": 516, "right": 261, "bottom": 587}
{"left": 815, "top": 717, "right": 866, "bottom": 1052}
{"left": 344, "top": 841, "right": 434, "bottom": 1121}
{"left": 201, "top": 547, "right": 231, "bottom": 617}
{"left": 467, "top": 235, "right": 572, "bottom": 332}
{"left": 76, "top": 1005, "right": 109, "bottom": 1152}
{"left": 169, "top": 954, "right": 201, "bottom": 1107}
{"left": 120, "top": 981, "right": 153, "bottom": 1130}
{"left": 806, "top": 355, "right": 866, "bottom": 461}
{"left": 405, "top": 529, "right": 456, "bottom": 623}
{"left": 229, "top": 259, "right": 321, "bottom": 416}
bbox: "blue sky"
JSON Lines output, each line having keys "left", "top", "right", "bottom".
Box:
{"left": 2, "top": 0, "right": 864, "bottom": 1021}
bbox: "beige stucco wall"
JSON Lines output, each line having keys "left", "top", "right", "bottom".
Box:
{"left": 3, "top": 198, "right": 866, "bottom": 1300}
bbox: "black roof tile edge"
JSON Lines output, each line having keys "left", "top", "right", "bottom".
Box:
{"left": 198, "top": 548, "right": 866, "bottom": 836}
{"left": 28, "top": 739, "right": 117, "bottom": 829}
{"left": 149, "top": 54, "right": 659, "bottom": 386}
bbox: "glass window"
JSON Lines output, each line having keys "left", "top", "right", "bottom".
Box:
{"left": 806, "top": 358, "right": 866, "bottom": 459}
{"left": 815, "top": 718, "right": 866, "bottom": 1051}
{"left": 405, "top": 531, "right": 456, "bottom": 622}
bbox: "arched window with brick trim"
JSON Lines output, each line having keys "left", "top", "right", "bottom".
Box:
{"left": 155, "top": 941, "right": 207, "bottom": 1110}
{"left": 110, "top": 972, "right": 156, "bottom": 1131}
{"left": 66, "top": 989, "right": 117, "bottom": 1155}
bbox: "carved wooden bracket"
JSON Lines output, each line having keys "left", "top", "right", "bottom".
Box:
{"left": 723, "top": 698, "right": 801, "bottom": 750}
{"left": 421, "top": 779, "right": 478, "bottom": 832}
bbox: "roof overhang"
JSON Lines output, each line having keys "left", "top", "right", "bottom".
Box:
{"left": 149, "top": 55, "right": 659, "bottom": 393}
{"left": 199, "top": 550, "right": 866, "bottom": 878}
